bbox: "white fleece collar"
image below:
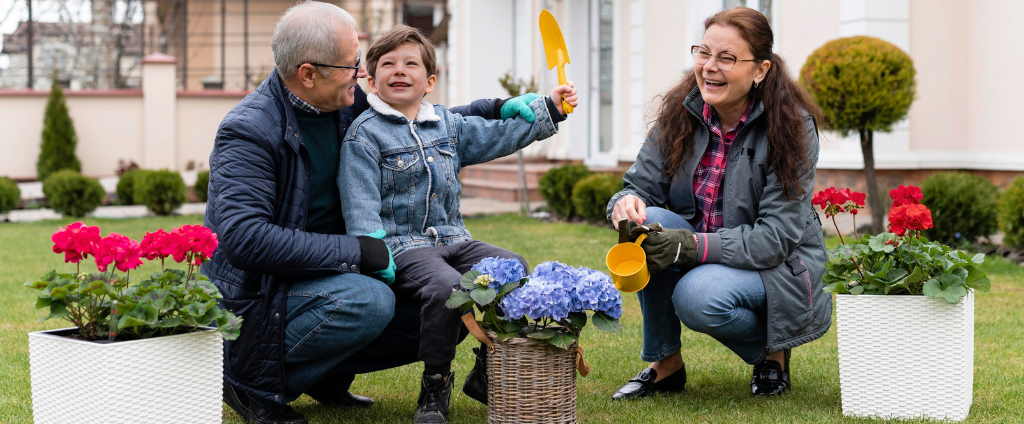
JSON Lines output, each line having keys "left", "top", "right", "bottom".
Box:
{"left": 367, "top": 93, "right": 440, "bottom": 123}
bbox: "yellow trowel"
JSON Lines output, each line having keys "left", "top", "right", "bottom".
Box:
{"left": 539, "top": 9, "right": 574, "bottom": 114}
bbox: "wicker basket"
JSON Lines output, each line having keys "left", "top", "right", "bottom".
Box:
{"left": 486, "top": 330, "right": 578, "bottom": 424}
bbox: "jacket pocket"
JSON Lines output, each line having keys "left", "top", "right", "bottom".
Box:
{"left": 382, "top": 152, "right": 420, "bottom": 193}
{"left": 435, "top": 145, "right": 460, "bottom": 218}
{"left": 218, "top": 297, "right": 264, "bottom": 383}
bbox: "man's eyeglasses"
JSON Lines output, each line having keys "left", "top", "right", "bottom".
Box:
{"left": 691, "top": 46, "right": 757, "bottom": 71}
{"left": 299, "top": 50, "right": 361, "bottom": 72}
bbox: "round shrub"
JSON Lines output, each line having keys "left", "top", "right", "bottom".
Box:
{"left": 115, "top": 168, "right": 142, "bottom": 205}
{"left": 0, "top": 176, "right": 20, "bottom": 214}
{"left": 998, "top": 177, "right": 1024, "bottom": 250}
{"left": 538, "top": 164, "right": 593, "bottom": 219}
{"left": 920, "top": 172, "right": 998, "bottom": 244}
{"left": 135, "top": 169, "right": 186, "bottom": 216}
{"left": 571, "top": 173, "right": 623, "bottom": 223}
{"left": 42, "top": 170, "right": 104, "bottom": 218}
{"left": 194, "top": 170, "right": 210, "bottom": 203}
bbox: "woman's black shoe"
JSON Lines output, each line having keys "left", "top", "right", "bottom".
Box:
{"left": 751, "top": 348, "right": 791, "bottom": 396}
{"left": 611, "top": 364, "right": 686, "bottom": 400}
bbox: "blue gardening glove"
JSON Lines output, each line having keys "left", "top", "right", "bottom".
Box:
{"left": 364, "top": 230, "right": 396, "bottom": 285}
{"left": 500, "top": 93, "right": 541, "bottom": 123}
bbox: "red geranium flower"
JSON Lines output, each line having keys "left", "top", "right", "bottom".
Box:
{"left": 813, "top": 187, "right": 866, "bottom": 218}
{"left": 890, "top": 185, "right": 923, "bottom": 207}
{"left": 51, "top": 222, "right": 102, "bottom": 264}
{"left": 888, "top": 203, "right": 933, "bottom": 237}
{"left": 170, "top": 225, "right": 218, "bottom": 265}
{"left": 140, "top": 229, "right": 177, "bottom": 261}
{"left": 94, "top": 233, "right": 143, "bottom": 273}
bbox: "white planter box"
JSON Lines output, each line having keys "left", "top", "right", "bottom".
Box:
{"left": 29, "top": 327, "right": 223, "bottom": 424}
{"left": 837, "top": 292, "right": 974, "bottom": 421}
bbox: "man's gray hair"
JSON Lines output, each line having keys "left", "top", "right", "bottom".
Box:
{"left": 272, "top": 1, "right": 357, "bottom": 80}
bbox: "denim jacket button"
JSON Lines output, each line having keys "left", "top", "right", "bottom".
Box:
{"left": 274, "top": 312, "right": 280, "bottom": 318}
{"left": 427, "top": 156, "right": 434, "bottom": 162}
{"left": 351, "top": 264, "right": 358, "bottom": 272}
{"left": 431, "top": 193, "right": 438, "bottom": 199}
{"left": 342, "top": 263, "right": 349, "bottom": 270}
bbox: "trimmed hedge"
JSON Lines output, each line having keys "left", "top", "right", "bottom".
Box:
{"left": 539, "top": 164, "right": 593, "bottom": 219}
{"left": 135, "top": 170, "right": 186, "bottom": 216}
{"left": 116, "top": 168, "right": 142, "bottom": 205}
{"left": 0, "top": 177, "right": 20, "bottom": 214}
{"left": 42, "top": 170, "right": 104, "bottom": 218}
{"left": 920, "top": 172, "right": 998, "bottom": 244}
{"left": 37, "top": 82, "right": 81, "bottom": 182}
{"left": 571, "top": 173, "right": 622, "bottom": 223}
{"left": 998, "top": 177, "right": 1024, "bottom": 250}
{"left": 194, "top": 170, "right": 210, "bottom": 203}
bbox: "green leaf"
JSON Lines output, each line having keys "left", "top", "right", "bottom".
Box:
{"left": 923, "top": 278, "right": 968, "bottom": 304}
{"left": 868, "top": 234, "right": 896, "bottom": 253}
{"left": 547, "top": 333, "right": 577, "bottom": 349}
{"left": 131, "top": 303, "right": 159, "bottom": 325}
{"left": 470, "top": 287, "right": 496, "bottom": 306}
{"left": 907, "top": 266, "right": 925, "bottom": 284}
{"left": 500, "top": 319, "right": 521, "bottom": 333}
{"left": 216, "top": 313, "right": 243, "bottom": 340}
{"left": 445, "top": 291, "right": 474, "bottom": 309}
{"left": 497, "top": 281, "right": 519, "bottom": 297}
{"left": 527, "top": 328, "right": 555, "bottom": 339}
{"left": 592, "top": 311, "right": 622, "bottom": 333}
{"left": 886, "top": 269, "right": 908, "bottom": 283}
{"left": 494, "top": 332, "right": 517, "bottom": 342}
{"left": 79, "top": 280, "right": 116, "bottom": 297}
{"left": 42, "top": 302, "right": 67, "bottom": 321}
{"left": 971, "top": 253, "right": 985, "bottom": 264}
{"left": 460, "top": 271, "right": 482, "bottom": 290}
{"left": 155, "top": 317, "right": 182, "bottom": 328}
{"left": 47, "top": 286, "right": 69, "bottom": 301}
{"left": 567, "top": 312, "right": 588, "bottom": 331}
{"left": 34, "top": 296, "right": 52, "bottom": 309}
{"left": 118, "top": 315, "right": 149, "bottom": 329}
{"left": 963, "top": 267, "right": 991, "bottom": 293}
{"left": 849, "top": 285, "right": 865, "bottom": 295}
{"left": 922, "top": 278, "right": 941, "bottom": 298}
{"left": 940, "top": 273, "right": 964, "bottom": 289}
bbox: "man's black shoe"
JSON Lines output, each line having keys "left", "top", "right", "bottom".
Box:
{"left": 751, "top": 348, "right": 791, "bottom": 396}
{"left": 304, "top": 378, "right": 374, "bottom": 408}
{"left": 415, "top": 372, "right": 454, "bottom": 424}
{"left": 462, "top": 345, "right": 488, "bottom": 405}
{"left": 223, "top": 382, "right": 308, "bottom": 424}
{"left": 611, "top": 364, "right": 686, "bottom": 401}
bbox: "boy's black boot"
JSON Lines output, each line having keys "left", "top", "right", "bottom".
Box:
{"left": 415, "top": 372, "right": 454, "bottom": 424}
{"left": 462, "top": 345, "right": 488, "bottom": 405}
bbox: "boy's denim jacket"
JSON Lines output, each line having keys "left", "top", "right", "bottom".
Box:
{"left": 340, "top": 93, "right": 559, "bottom": 256}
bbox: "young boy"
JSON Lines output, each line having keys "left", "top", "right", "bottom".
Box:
{"left": 339, "top": 25, "right": 578, "bottom": 424}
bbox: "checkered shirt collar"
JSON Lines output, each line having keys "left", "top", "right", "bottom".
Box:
{"left": 284, "top": 84, "right": 322, "bottom": 115}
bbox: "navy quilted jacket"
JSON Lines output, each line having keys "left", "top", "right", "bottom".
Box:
{"left": 202, "top": 68, "right": 500, "bottom": 409}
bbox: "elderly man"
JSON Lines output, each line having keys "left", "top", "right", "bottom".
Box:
{"left": 204, "top": 2, "right": 540, "bottom": 423}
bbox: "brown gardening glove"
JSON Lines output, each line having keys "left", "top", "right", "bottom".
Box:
{"left": 641, "top": 228, "right": 697, "bottom": 275}
{"left": 617, "top": 219, "right": 664, "bottom": 244}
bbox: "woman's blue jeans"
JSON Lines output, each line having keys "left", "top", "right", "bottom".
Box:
{"left": 638, "top": 207, "right": 769, "bottom": 365}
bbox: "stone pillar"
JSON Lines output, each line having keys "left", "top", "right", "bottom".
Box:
{"left": 141, "top": 53, "right": 178, "bottom": 170}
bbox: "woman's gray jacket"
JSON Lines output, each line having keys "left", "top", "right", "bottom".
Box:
{"left": 607, "top": 88, "right": 831, "bottom": 354}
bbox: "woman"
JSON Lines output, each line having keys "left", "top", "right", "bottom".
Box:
{"left": 607, "top": 7, "right": 829, "bottom": 399}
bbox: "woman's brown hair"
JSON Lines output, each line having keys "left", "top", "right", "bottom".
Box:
{"left": 653, "top": 7, "right": 823, "bottom": 200}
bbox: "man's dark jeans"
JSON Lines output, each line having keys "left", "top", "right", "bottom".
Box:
{"left": 281, "top": 273, "right": 470, "bottom": 403}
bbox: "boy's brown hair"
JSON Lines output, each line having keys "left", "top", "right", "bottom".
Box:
{"left": 365, "top": 25, "right": 436, "bottom": 79}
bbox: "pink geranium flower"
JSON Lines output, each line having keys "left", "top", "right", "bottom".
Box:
{"left": 51, "top": 222, "right": 102, "bottom": 264}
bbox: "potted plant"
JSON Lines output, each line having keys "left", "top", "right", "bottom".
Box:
{"left": 819, "top": 186, "right": 990, "bottom": 422}
{"left": 26, "top": 222, "right": 242, "bottom": 424}
{"left": 447, "top": 258, "right": 622, "bottom": 424}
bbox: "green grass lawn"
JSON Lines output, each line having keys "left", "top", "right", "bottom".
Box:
{"left": 2, "top": 214, "right": 1023, "bottom": 423}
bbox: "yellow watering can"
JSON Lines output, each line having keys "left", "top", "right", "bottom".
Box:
{"left": 606, "top": 219, "right": 660, "bottom": 293}
{"left": 539, "top": 9, "right": 574, "bottom": 114}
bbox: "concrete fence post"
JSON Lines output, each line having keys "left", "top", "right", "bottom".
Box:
{"left": 141, "top": 53, "right": 178, "bottom": 170}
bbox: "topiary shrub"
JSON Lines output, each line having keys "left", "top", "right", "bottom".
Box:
{"left": 801, "top": 36, "right": 916, "bottom": 234}
{"left": 571, "top": 173, "right": 623, "bottom": 223}
{"left": 539, "top": 164, "right": 593, "bottom": 219}
{"left": 116, "top": 168, "right": 142, "bottom": 205}
{"left": 135, "top": 169, "right": 186, "bottom": 216}
{"left": 194, "top": 170, "right": 210, "bottom": 203}
{"left": 42, "top": 170, "right": 104, "bottom": 218}
{"left": 998, "top": 177, "right": 1024, "bottom": 250}
{"left": 0, "top": 176, "right": 20, "bottom": 214}
{"left": 37, "top": 81, "right": 81, "bottom": 182}
{"left": 920, "top": 172, "right": 998, "bottom": 244}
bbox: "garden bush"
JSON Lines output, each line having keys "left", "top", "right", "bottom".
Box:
{"left": 0, "top": 176, "right": 20, "bottom": 214}
{"left": 920, "top": 172, "right": 998, "bottom": 244}
{"left": 115, "top": 168, "right": 142, "bottom": 205}
{"left": 998, "top": 177, "right": 1024, "bottom": 250}
{"left": 194, "top": 170, "right": 210, "bottom": 203}
{"left": 571, "top": 173, "right": 622, "bottom": 223}
{"left": 135, "top": 169, "right": 186, "bottom": 216}
{"left": 42, "top": 170, "right": 104, "bottom": 218}
{"left": 37, "top": 81, "right": 81, "bottom": 182}
{"left": 539, "top": 164, "right": 593, "bottom": 218}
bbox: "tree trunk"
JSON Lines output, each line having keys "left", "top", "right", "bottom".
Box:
{"left": 860, "top": 129, "right": 884, "bottom": 234}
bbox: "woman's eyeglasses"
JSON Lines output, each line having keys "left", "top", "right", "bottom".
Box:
{"left": 691, "top": 46, "right": 757, "bottom": 71}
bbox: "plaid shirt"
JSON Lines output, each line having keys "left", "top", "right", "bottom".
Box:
{"left": 284, "top": 84, "right": 322, "bottom": 115}
{"left": 692, "top": 102, "right": 754, "bottom": 233}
